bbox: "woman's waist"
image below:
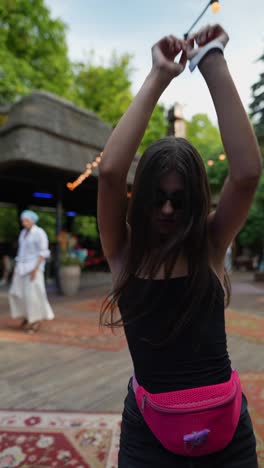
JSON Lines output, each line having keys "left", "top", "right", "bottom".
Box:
{"left": 133, "top": 359, "right": 232, "bottom": 393}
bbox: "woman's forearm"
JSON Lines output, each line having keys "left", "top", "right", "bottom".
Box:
{"left": 99, "top": 69, "right": 171, "bottom": 180}
{"left": 199, "top": 51, "right": 262, "bottom": 184}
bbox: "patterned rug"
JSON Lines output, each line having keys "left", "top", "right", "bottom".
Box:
{"left": 0, "top": 373, "right": 263, "bottom": 467}
{"left": 226, "top": 309, "right": 264, "bottom": 344}
{"left": 0, "top": 411, "right": 121, "bottom": 468}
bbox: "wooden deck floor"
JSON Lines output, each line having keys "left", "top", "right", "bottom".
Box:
{"left": 0, "top": 272, "right": 263, "bottom": 412}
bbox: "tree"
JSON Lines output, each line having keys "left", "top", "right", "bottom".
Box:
{"left": 237, "top": 173, "right": 264, "bottom": 251}
{"left": 186, "top": 114, "right": 264, "bottom": 250}
{"left": 186, "top": 114, "right": 223, "bottom": 161}
{"left": 139, "top": 104, "right": 168, "bottom": 154}
{"left": 34, "top": 210, "right": 56, "bottom": 243}
{"left": 0, "top": 206, "right": 19, "bottom": 242}
{"left": 186, "top": 113, "right": 227, "bottom": 193}
{"left": 74, "top": 52, "right": 133, "bottom": 127}
{"left": 73, "top": 215, "right": 98, "bottom": 241}
{"left": 239, "top": 51, "right": 264, "bottom": 252}
{"left": 0, "top": 0, "right": 73, "bottom": 104}
{"left": 74, "top": 52, "right": 168, "bottom": 155}
{"left": 249, "top": 51, "right": 264, "bottom": 154}
{"left": 237, "top": 200, "right": 264, "bottom": 251}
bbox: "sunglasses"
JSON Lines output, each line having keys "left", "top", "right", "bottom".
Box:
{"left": 154, "top": 190, "right": 185, "bottom": 210}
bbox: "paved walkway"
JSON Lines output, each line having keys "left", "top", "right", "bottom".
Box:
{"left": 0, "top": 271, "right": 263, "bottom": 411}
{"left": 229, "top": 271, "right": 264, "bottom": 316}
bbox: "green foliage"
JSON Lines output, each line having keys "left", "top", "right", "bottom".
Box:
{"left": 0, "top": 207, "right": 57, "bottom": 243}
{"left": 238, "top": 171, "right": 264, "bottom": 249}
{"left": 0, "top": 0, "right": 74, "bottom": 104}
{"left": 240, "top": 50, "right": 264, "bottom": 249}
{"left": 255, "top": 171, "right": 264, "bottom": 205}
{"left": 186, "top": 114, "right": 264, "bottom": 249}
{"left": 33, "top": 210, "right": 56, "bottom": 242}
{"left": 0, "top": 206, "right": 19, "bottom": 241}
{"left": 206, "top": 158, "right": 228, "bottom": 195}
{"left": 249, "top": 51, "right": 264, "bottom": 152}
{"left": 1, "top": 0, "right": 261, "bottom": 252}
{"left": 73, "top": 52, "right": 133, "bottom": 127}
{"left": 73, "top": 215, "right": 98, "bottom": 241}
{"left": 73, "top": 52, "right": 168, "bottom": 155}
{"left": 186, "top": 114, "right": 223, "bottom": 160}
{"left": 186, "top": 114, "right": 227, "bottom": 193}
{"left": 60, "top": 253, "right": 82, "bottom": 267}
{"left": 139, "top": 104, "right": 168, "bottom": 155}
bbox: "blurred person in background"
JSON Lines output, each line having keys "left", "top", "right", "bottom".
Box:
{"left": 9, "top": 210, "right": 54, "bottom": 333}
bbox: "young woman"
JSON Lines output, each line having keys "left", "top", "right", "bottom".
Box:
{"left": 9, "top": 210, "right": 54, "bottom": 333}
{"left": 98, "top": 25, "right": 261, "bottom": 467}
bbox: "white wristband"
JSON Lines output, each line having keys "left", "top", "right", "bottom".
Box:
{"left": 189, "top": 40, "right": 224, "bottom": 73}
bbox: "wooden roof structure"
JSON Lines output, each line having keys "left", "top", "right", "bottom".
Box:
{"left": 0, "top": 92, "right": 138, "bottom": 215}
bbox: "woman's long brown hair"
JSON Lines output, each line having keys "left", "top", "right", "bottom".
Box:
{"left": 100, "top": 137, "right": 231, "bottom": 346}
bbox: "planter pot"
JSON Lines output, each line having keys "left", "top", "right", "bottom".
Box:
{"left": 59, "top": 265, "right": 81, "bottom": 296}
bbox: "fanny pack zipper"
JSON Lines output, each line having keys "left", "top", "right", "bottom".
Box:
{"left": 141, "top": 381, "right": 237, "bottom": 414}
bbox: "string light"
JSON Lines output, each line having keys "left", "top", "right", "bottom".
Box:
{"left": 219, "top": 154, "right": 226, "bottom": 161}
{"left": 211, "top": 1, "right": 220, "bottom": 13}
{"left": 67, "top": 151, "right": 133, "bottom": 196}
{"left": 184, "top": 0, "right": 221, "bottom": 39}
{"left": 208, "top": 160, "right": 214, "bottom": 167}
{"left": 67, "top": 152, "right": 103, "bottom": 191}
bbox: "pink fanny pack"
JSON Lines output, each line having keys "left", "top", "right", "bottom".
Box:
{"left": 132, "top": 370, "right": 242, "bottom": 456}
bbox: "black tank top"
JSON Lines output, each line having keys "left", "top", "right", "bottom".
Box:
{"left": 118, "top": 271, "right": 231, "bottom": 393}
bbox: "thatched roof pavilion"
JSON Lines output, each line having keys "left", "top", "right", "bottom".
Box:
{"left": 0, "top": 92, "right": 138, "bottom": 217}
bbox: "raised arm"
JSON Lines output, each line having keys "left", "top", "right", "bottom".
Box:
{"left": 98, "top": 36, "right": 186, "bottom": 275}
{"left": 186, "top": 25, "right": 262, "bottom": 264}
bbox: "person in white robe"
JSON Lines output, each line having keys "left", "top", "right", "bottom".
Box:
{"left": 9, "top": 210, "right": 54, "bottom": 332}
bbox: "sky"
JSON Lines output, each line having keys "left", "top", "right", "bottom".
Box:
{"left": 45, "top": 0, "right": 264, "bottom": 124}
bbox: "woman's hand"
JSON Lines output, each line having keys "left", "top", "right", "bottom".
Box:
{"left": 185, "top": 24, "right": 229, "bottom": 61}
{"left": 151, "top": 35, "right": 187, "bottom": 81}
{"left": 30, "top": 268, "right": 37, "bottom": 281}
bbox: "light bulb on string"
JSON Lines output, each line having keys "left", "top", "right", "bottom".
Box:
{"left": 211, "top": 1, "right": 220, "bottom": 13}
{"left": 219, "top": 154, "right": 226, "bottom": 161}
{"left": 66, "top": 151, "right": 104, "bottom": 191}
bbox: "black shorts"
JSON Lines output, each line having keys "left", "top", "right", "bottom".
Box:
{"left": 118, "top": 379, "right": 258, "bottom": 468}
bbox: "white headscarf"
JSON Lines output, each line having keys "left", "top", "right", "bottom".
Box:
{"left": 20, "top": 210, "right": 39, "bottom": 224}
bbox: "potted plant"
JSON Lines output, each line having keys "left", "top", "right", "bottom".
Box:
{"left": 59, "top": 252, "right": 83, "bottom": 296}
{"left": 58, "top": 233, "right": 84, "bottom": 296}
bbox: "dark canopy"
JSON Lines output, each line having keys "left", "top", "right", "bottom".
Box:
{"left": 0, "top": 92, "right": 138, "bottom": 215}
